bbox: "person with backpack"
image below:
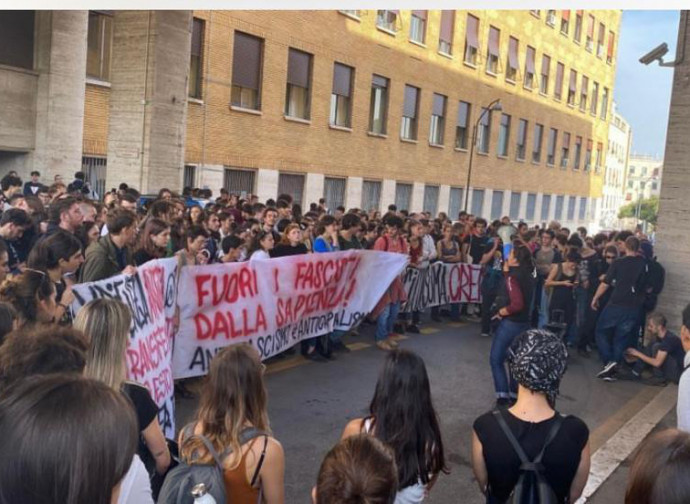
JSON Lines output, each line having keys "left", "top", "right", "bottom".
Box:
{"left": 472, "top": 329, "right": 590, "bottom": 504}
{"left": 164, "top": 344, "right": 285, "bottom": 504}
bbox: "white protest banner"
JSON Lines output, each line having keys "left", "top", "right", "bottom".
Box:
{"left": 400, "top": 262, "right": 483, "bottom": 312}
{"left": 173, "top": 250, "right": 408, "bottom": 379}
{"left": 71, "top": 258, "right": 178, "bottom": 439}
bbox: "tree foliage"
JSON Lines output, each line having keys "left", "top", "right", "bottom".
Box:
{"left": 618, "top": 196, "right": 659, "bottom": 225}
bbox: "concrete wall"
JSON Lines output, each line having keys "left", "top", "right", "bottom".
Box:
{"left": 656, "top": 11, "right": 690, "bottom": 330}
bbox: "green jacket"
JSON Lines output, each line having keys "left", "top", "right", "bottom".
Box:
{"left": 80, "top": 235, "right": 134, "bottom": 283}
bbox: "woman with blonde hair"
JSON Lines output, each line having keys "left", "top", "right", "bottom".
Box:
{"left": 180, "top": 343, "right": 285, "bottom": 504}
{"left": 74, "top": 298, "right": 171, "bottom": 484}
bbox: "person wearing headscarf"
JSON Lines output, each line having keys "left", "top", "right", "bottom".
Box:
{"left": 472, "top": 329, "right": 591, "bottom": 504}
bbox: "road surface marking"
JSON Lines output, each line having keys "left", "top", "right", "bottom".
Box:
{"left": 577, "top": 384, "right": 677, "bottom": 503}
{"left": 420, "top": 327, "right": 440, "bottom": 334}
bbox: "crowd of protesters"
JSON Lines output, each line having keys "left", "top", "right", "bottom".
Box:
{"left": 0, "top": 168, "right": 687, "bottom": 504}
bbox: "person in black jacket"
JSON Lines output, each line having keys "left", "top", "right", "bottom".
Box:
{"left": 489, "top": 243, "right": 536, "bottom": 407}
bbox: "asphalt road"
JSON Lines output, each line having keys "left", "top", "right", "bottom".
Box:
{"left": 175, "top": 316, "right": 665, "bottom": 503}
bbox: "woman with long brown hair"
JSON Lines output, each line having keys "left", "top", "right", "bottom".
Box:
{"left": 180, "top": 344, "right": 285, "bottom": 504}
{"left": 134, "top": 218, "right": 171, "bottom": 265}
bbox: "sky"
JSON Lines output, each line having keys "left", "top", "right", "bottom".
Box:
{"left": 614, "top": 10, "right": 680, "bottom": 157}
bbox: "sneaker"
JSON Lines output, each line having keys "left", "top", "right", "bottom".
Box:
{"left": 332, "top": 341, "right": 351, "bottom": 353}
{"left": 597, "top": 361, "right": 618, "bottom": 379}
{"left": 616, "top": 366, "right": 641, "bottom": 381}
{"left": 643, "top": 376, "right": 668, "bottom": 387}
{"left": 481, "top": 332, "right": 491, "bottom": 338}
{"left": 407, "top": 324, "right": 420, "bottom": 334}
{"left": 602, "top": 374, "right": 618, "bottom": 382}
{"left": 376, "top": 340, "right": 394, "bottom": 351}
{"left": 388, "top": 332, "right": 405, "bottom": 341}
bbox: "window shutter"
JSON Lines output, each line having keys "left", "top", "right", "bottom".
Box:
{"left": 508, "top": 37, "right": 519, "bottom": 69}
{"left": 372, "top": 74, "right": 388, "bottom": 88}
{"left": 412, "top": 10, "right": 427, "bottom": 19}
{"left": 403, "top": 85, "right": 418, "bottom": 118}
{"left": 562, "top": 10, "right": 570, "bottom": 21}
{"left": 555, "top": 63, "right": 564, "bottom": 90}
{"left": 457, "top": 101, "right": 469, "bottom": 126}
{"left": 587, "top": 15, "right": 595, "bottom": 38}
{"left": 440, "top": 11, "right": 454, "bottom": 43}
{"left": 526, "top": 46, "right": 536, "bottom": 73}
{"left": 607, "top": 31, "right": 615, "bottom": 59}
{"left": 488, "top": 27, "right": 500, "bottom": 56}
{"left": 569, "top": 70, "right": 577, "bottom": 91}
{"left": 541, "top": 54, "right": 550, "bottom": 76}
{"left": 332, "top": 63, "right": 352, "bottom": 97}
{"left": 232, "top": 31, "right": 262, "bottom": 90}
{"left": 432, "top": 93, "right": 445, "bottom": 116}
{"left": 287, "top": 49, "right": 311, "bottom": 88}
{"left": 466, "top": 15, "right": 479, "bottom": 49}
{"left": 191, "top": 18, "right": 204, "bottom": 57}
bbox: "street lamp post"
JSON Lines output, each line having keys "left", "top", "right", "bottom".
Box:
{"left": 463, "top": 98, "right": 502, "bottom": 214}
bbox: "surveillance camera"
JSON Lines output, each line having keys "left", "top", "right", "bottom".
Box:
{"left": 639, "top": 43, "right": 669, "bottom": 65}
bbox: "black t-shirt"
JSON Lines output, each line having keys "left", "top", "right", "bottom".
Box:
{"left": 271, "top": 243, "right": 308, "bottom": 257}
{"left": 474, "top": 410, "right": 588, "bottom": 504}
{"left": 122, "top": 382, "right": 159, "bottom": 457}
{"left": 604, "top": 255, "right": 647, "bottom": 308}
{"left": 659, "top": 331, "right": 685, "bottom": 371}
{"left": 464, "top": 234, "right": 490, "bottom": 264}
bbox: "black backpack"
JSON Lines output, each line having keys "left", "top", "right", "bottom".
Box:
{"left": 640, "top": 258, "right": 665, "bottom": 311}
{"left": 492, "top": 410, "right": 564, "bottom": 504}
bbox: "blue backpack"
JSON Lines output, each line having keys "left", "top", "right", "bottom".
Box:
{"left": 158, "top": 424, "right": 267, "bottom": 504}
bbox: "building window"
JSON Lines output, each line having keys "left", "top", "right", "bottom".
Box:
{"left": 567, "top": 70, "right": 577, "bottom": 106}
{"left": 524, "top": 46, "right": 536, "bottom": 89}
{"left": 439, "top": 10, "right": 455, "bottom": 54}
{"left": 361, "top": 180, "right": 382, "bottom": 212}
{"left": 231, "top": 31, "right": 263, "bottom": 110}
{"left": 597, "top": 22, "right": 606, "bottom": 58}
{"left": 595, "top": 142, "right": 603, "bottom": 172}
{"left": 510, "top": 192, "right": 521, "bottom": 219}
{"left": 369, "top": 74, "right": 389, "bottom": 135}
{"left": 464, "top": 14, "right": 479, "bottom": 66}
{"left": 541, "top": 194, "right": 552, "bottom": 221}
{"left": 560, "top": 10, "right": 570, "bottom": 35}
{"left": 506, "top": 37, "right": 519, "bottom": 83}
{"left": 555, "top": 195, "right": 564, "bottom": 220}
{"left": 546, "top": 128, "right": 557, "bottom": 166}
{"left": 223, "top": 168, "right": 255, "bottom": 197}
{"left": 546, "top": 10, "right": 557, "bottom": 26}
{"left": 601, "top": 87, "right": 609, "bottom": 119}
{"left": 423, "top": 185, "right": 439, "bottom": 215}
{"left": 449, "top": 187, "right": 464, "bottom": 218}
{"left": 526, "top": 193, "right": 537, "bottom": 221}
{"left": 189, "top": 18, "right": 204, "bottom": 99}
{"left": 410, "top": 11, "right": 427, "bottom": 44}
{"left": 532, "top": 123, "right": 544, "bottom": 163}
{"left": 561, "top": 132, "right": 570, "bottom": 169}
{"left": 574, "top": 10, "right": 583, "bottom": 43}
{"left": 376, "top": 10, "right": 399, "bottom": 32}
{"left": 278, "top": 173, "right": 305, "bottom": 205}
{"left": 540, "top": 54, "right": 550, "bottom": 94}
{"left": 573, "top": 136, "right": 582, "bottom": 170}
{"left": 579, "top": 197, "right": 587, "bottom": 220}
{"left": 87, "top": 11, "right": 113, "bottom": 81}
{"left": 429, "top": 93, "right": 447, "bottom": 145}
{"left": 586, "top": 14, "right": 595, "bottom": 51}
{"left": 516, "top": 119, "right": 528, "bottom": 161}
{"left": 471, "top": 189, "right": 485, "bottom": 217}
{"left": 491, "top": 191, "right": 504, "bottom": 220}
{"left": 401, "top": 85, "right": 420, "bottom": 140}
{"left": 183, "top": 165, "right": 196, "bottom": 189}
{"left": 286, "top": 48, "right": 312, "bottom": 120}
{"left": 82, "top": 156, "right": 107, "bottom": 199}
{"left": 455, "top": 101, "right": 471, "bottom": 149}
{"left": 498, "top": 113, "right": 511, "bottom": 157}
{"left": 0, "top": 11, "right": 35, "bottom": 70}
{"left": 330, "top": 62, "right": 353, "bottom": 127}
{"left": 567, "top": 196, "right": 576, "bottom": 221}
{"left": 579, "top": 75, "right": 588, "bottom": 112}
{"left": 324, "top": 177, "right": 346, "bottom": 210}
{"left": 607, "top": 31, "right": 615, "bottom": 64}
{"left": 395, "top": 182, "right": 412, "bottom": 211}
{"left": 584, "top": 139, "right": 593, "bottom": 172}
{"left": 554, "top": 62, "right": 564, "bottom": 100}
{"left": 590, "top": 82, "right": 599, "bottom": 115}
{"left": 477, "top": 107, "right": 491, "bottom": 154}
{"left": 339, "top": 10, "right": 361, "bottom": 19}
{"left": 486, "top": 26, "right": 500, "bottom": 74}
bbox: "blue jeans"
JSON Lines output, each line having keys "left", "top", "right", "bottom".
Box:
{"left": 538, "top": 285, "right": 550, "bottom": 329}
{"left": 376, "top": 302, "right": 400, "bottom": 342}
{"left": 595, "top": 304, "right": 640, "bottom": 364}
{"left": 490, "top": 320, "right": 529, "bottom": 399}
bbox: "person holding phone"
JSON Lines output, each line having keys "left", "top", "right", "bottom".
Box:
{"left": 545, "top": 248, "right": 581, "bottom": 345}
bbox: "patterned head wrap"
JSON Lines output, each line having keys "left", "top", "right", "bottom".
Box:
{"left": 508, "top": 329, "right": 568, "bottom": 403}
